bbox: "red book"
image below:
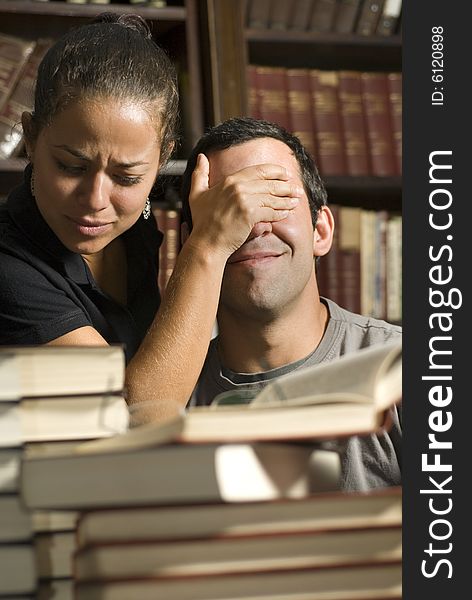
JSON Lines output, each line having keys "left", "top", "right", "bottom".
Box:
{"left": 387, "top": 72, "right": 402, "bottom": 175}
{"left": 338, "top": 206, "right": 362, "bottom": 314}
{"left": 285, "top": 68, "right": 316, "bottom": 157}
{"left": 337, "top": 71, "right": 371, "bottom": 176}
{"left": 309, "top": 70, "right": 347, "bottom": 176}
{"left": 255, "top": 66, "right": 290, "bottom": 130}
{"left": 246, "top": 65, "right": 261, "bottom": 119}
{"left": 360, "top": 72, "right": 396, "bottom": 177}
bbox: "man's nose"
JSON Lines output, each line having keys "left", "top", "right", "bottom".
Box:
{"left": 246, "top": 221, "right": 273, "bottom": 241}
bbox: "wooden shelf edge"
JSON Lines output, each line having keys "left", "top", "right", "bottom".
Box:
{"left": 0, "top": 1, "right": 186, "bottom": 20}
{"left": 246, "top": 28, "right": 401, "bottom": 48}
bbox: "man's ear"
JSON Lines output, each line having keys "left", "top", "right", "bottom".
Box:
{"left": 21, "top": 112, "right": 37, "bottom": 160}
{"left": 313, "top": 206, "right": 334, "bottom": 257}
{"left": 181, "top": 221, "right": 189, "bottom": 245}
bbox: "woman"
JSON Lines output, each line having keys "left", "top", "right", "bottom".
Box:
{"left": 0, "top": 14, "right": 300, "bottom": 419}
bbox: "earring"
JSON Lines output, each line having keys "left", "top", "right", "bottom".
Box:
{"left": 142, "top": 197, "right": 151, "bottom": 220}
{"left": 30, "top": 166, "right": 35, "bottom": 198}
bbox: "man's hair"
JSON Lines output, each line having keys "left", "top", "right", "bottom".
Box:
{"left": 180, "top": 117, "right": 327, "bottom": 228}
{"left": 30, "top": 13, "right": 179, "bottom": 164}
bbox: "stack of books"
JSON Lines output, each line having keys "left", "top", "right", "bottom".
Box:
{"left": 0, "top": 345, "right": 128, "bottom": 600}
{"left": 18, "top": 341, "right": 402, "bottom": 598}
{"left": 0, "top": 372, "right": 36, "bottom": 597}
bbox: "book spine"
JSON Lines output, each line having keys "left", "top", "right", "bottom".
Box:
{"left": 373, "top": 209, "right": 388, "bottom": 319}
{"left": 333, "top": 0, "right": 363, "bottom": 34}
{"left": 360, "top": 72, "right": 396, "bottom": 177}
{"left": 268, "top": 0, "right": 292, "bottom": 30}
{"left": 337, "top": 70, "right": 371, "bottom": 176}
{"left": 360, "top": 209, "right": 376, "bottom": 317}
{"left": 338, "top": 206, "right": 362, "bottom": 314}
{"left": 376, "top": 0, "right": 402, "bottom": 36}
{"left": 285, "top": 68, "right": 317, "bottom": 158}
{"left": 289, "top": 0, "right": 315, "bottom": 31}
{"left": 387, "top": 72, "right": 402, "bottom": 175}
{"left": 355, "top": 0, "right": 385, "bottom": 36}
{"left": 246, "top": 0, "right": 272, "bottom": 29}
{"left": 163, "top": 210, "right": 180, "bottom": 290}
{"left": 255, "top": 66, "right": 290, "bottom": 131}
{"left": 309, "top": 0, "right": 338, "bottom": 33}
{"left": 310, "top": 70, "right": 347, "bottom": 176}
{"left": 386, "top": 214, "right": 402, "bottom": 322}
{"left": 246, "top": 65, "right": 261, "bottom": 120}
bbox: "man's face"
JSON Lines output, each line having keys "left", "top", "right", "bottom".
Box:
{"left": 208, "top": 138, "right": 318, "bottom": 319}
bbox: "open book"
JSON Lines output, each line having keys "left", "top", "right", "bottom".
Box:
{"left": 90, "top": 340, "right": 401, "bottom": 451}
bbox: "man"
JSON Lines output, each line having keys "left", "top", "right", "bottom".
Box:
{"left": 181, "top": 117, "right": 401, "bottom": 491}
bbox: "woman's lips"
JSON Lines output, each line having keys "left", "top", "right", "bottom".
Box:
{"left": 67, "top": 216, "right": 113, "bottom": 237}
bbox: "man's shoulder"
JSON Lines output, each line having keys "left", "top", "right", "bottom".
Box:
{"left": 323, "top": 298, "right": 402, "bottom": 357}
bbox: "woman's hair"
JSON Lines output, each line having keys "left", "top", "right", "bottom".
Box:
{"left": 31, "top": 13, "right": 179, "bottom": 163}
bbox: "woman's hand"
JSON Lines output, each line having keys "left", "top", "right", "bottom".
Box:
{"left": 187, "top": 153, "right": 301, "bottom": 260}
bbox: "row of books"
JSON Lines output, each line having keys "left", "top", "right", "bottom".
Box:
{"left": 1, "top": 341, "right": 402, "bottom": 598}
{"left": 246, "top": 0, "right": 402, "bottom": 36}
{"left": 317, "top": 205, "right": 402, "bottom": 322}
{"left": 248, "top": 65, "right": 402, "bottom": 177}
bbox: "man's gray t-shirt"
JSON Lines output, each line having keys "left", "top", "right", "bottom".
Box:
{"left": 190, "top": 298, "right": 402, "bottom": 492}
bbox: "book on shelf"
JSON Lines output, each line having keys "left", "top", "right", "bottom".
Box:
{"left": 74, "top": 562, "right": 402, "bottom": 600}
{"left": 361, "top": 71, "right": 397, "bottom": 177}
{"left": 360, "top": 208, "right": 377, "bottom": 317}
{"left": 246, "top": 64, "right": 261, "bottom": 119}
{"left": 0, "top": 345, "right": 125, "bottom": 400}
{"left": 0, "top": 34, "right": 35, "bottom": 114}
{"left": 386, "top": 213, "right": 402, "bottom": 322}
{"left": 337, "top": 70, "right": 371, "bottom": 176}
{"left": 376, "top": 0, "right": 402, "bottom": 36}
{"left": 0, "top": 39, "right": 53, "bottom": 160}
{"left": 74, "top": 524, "right": 401, "bottom": 580}
{"left": 268, "top": 0, "right": 292, "bottom": 30}
{"left": 289, "top": 0, "right": 315, "bottom": 31}
{"left": 387, "top": 71, "right": 402, "bottom": 175}
{"left": 285, "top": 68, "right": 316, "bottom": 158}
{"left": 338, "top": 205, "right": 362, "bottom": 314}
{"left": 309, "top": 70, "right": 347, "bottom": 176}
{"left": 21, "top": 441, "right": 339, "bottom": 510}
{"left": 255, "top": 66, "right": 290, "bottom": 131}
{"left": 76, "top": 486, "right": 402, "bottom": 546}
{"left": 309, "top": 0, "right": 338, "bottom": 33}
{"left": 246, "top": 0, "right": 272, "bottom": 29}
{"left": 356, "top": 0, "right": 385, "bottom": 36}
{"left": 333, "top": 0, "right": 363, "bottom": 34}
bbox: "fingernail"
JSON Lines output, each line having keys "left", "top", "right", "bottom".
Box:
{"left": 289, "top": 197, "right": 300, "bottom": 206}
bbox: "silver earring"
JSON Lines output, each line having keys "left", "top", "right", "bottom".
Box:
{"left": 30, "top": 166, "right": 35, "bottom": 198}
{"left": 142, "top": 198, "right": 151, "bottom": 220}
